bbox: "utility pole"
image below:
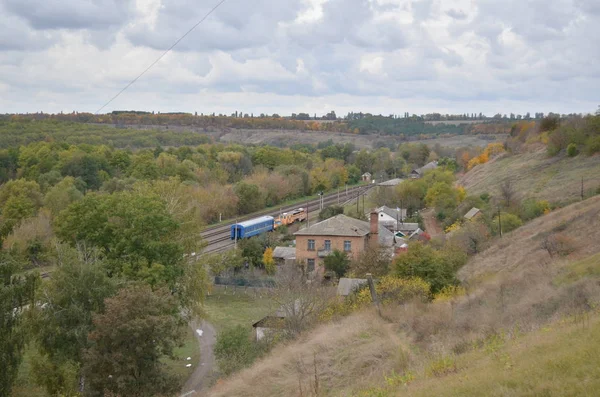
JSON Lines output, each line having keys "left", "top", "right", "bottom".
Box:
{"left": 306, "top": 199, "right": 310, "bottom": 227}
{"left": 345, "top": 183, "right": 348, "bottom": 196}
{"left": 356, "top": 188, "right": 359, "bottom": 213}
{"left": 219, "top": 213, "right": 222, "bottom": 223}
{"left": 581, "top": 177, "right": 584, "bottom": 201}
{"left": 234, "top": 216, "right": 238, "bottom": 249}
{"left": 497, "top": 206, "right": 502, "bottom": 237}
{"left": 337, "top": 186, "right": 340, "bottom": 205}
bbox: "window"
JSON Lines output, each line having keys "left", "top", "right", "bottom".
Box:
{"left": 307, "top": 259, "right": 315, "bottom": 272}
{"left": 344, "top": 240, "right": 351, "bottom": 252}
{"left": 324, "top": 240, "right": 331, "bottom": 251}
{"left": 308, "top": 239, "right": 315, "bottom": 251}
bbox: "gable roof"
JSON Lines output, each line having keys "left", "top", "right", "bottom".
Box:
{"left": 272, "top": 246, "right": 296, "bottom": 260}
{"left": 464, "top": 207, "right": 481, "bottom": 220}
{"left": 411, "top": 161, "right": 438, "bottom": 176}
{"left": 337, "top": 278, "right": 368, "bottom": 296}
{"left": 372, "top": 205, "right": 407, "bottom": 220}
{"left": 294, "top": 214, "right": 372, "bottom": 237}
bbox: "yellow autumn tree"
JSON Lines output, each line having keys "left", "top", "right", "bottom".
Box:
{"left": 263, "top": 247, "right": 275, "bottom": 275}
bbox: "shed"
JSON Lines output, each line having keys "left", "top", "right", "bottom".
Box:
{"left": 361, "top": 172, "right": 372, "bottom": 182}
{"left": 464, "top": 207, "right": 482, "bottom": 221}
{"left": 272, "top": 246, "right": 296, "bottom": 266}
{"left": 337, "top": 278, "right": 368, "bottom": 296}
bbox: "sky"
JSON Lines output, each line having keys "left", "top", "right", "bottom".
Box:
{"left": 1, "top": 0, "right": 599, "bottom": 116}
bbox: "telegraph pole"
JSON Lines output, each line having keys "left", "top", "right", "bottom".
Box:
{"left": 581, "top": 177, "right": 584, "bottom": 201}
{"left": 337, "top": 186, "right": 340, "bottom": 205}
{"left": 497, "top": 206, "right": 502, "bottom": 237}
{"left": 234, "top": 216, "right": 238, "bottom": 249}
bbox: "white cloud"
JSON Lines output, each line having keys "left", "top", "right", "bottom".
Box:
{"left": 0, "top": 0, "right": 598, "bottom": 116}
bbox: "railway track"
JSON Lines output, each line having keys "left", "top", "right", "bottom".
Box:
{"left": 199, "top": 184, "right": 375, "bottom": 255}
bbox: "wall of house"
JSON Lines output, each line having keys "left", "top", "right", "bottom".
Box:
{"left": 295, "top": 235, "right": 367, "bottom": 271}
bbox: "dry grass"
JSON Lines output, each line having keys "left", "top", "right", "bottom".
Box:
{"left": 459, "top": 149, "right": 600, "bottom": 204}
{"left": 209, "top": 197, "right": 600, "bottom": 396}
{"left": 207, "top": 311, "right": 408, "bottom": 397}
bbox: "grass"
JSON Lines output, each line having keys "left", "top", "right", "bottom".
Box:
{"left": 554, "top": 252, "right": 600, "bottom": 286}
{"left": 399, "top": 315, "right": 600, "bottom": 396}
{"left": 204, "top": 287, "right": 274, "bottom": 331}
{"left": 163, "top": 325, "right": 201, "bottom": 385}
{"left": 459, "top": 149, "right": 600, "bottom": 204}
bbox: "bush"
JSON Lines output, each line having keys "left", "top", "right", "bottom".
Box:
{"left": 586, "top": 136, "right": 600, "bottom": 155}
{"left": 542, "top": 233, "right": 576, "bottom": 257}
{"left": 214, "top": 326, "right": 265, "bottom": 376}
{"left": 324, "top": 250, "right": 350, "bottom": 278}
{"left": 491, "top": 212, "right": 523, "bottom": 235}
{"left": 520, "top": 199, "right": 551, "bottom": 221}
{"left": 567, "top": 143, "right": 578, "bottom": 157}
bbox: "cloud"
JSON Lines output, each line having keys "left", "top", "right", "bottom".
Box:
{"left": 0, "top": 0, "right": 598, "bottom": 116}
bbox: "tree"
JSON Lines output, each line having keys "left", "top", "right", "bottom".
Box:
{"left": 31, "top": 245, "right": 115, "bottom": 396}
{"left": 0, "top": 179, "right": 43, "bottom": 237}
{"left": 83, "top": 286, "right": 184, "bottom": 397}
{"left": 0, "top": 253, "right": 37, "bottom": 396}
{"left": 263, "top": 247, "right": 275, "bottom": 275}
{"left": 492, "top": 212, "right": 523, "bottom": 235}
{"left": 55, "top": 192, "right": 183, "bottom": 288}
{"left": 239, "top": 238, "right": 264, "bottom": 268}
{"left": 349, "top": 247, "right": 391, "bottom": 277}
{"left": 234, "top": 182, "right": 264, "bottom": 214}
{"left": 43, "top": 176, "right": 83, "bottom": 216}
{"left": 318, "top": 205, "right": 344, "bottom": 221}
{"left": 324, "top": 250, "right": 350, "bottom": 278}
{"left": 567, "top": 143, "right": 578, "bottom": 157}
{"left": 393, "top": 243, "right": 465, "bottom": 294}
{"left": 499, "top": 178, "right": 517, "bottom": 208}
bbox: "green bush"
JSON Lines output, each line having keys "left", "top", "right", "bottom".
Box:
{"left": 586, "top": 136, "right": 600, "bottom": 155}
{"left": 324, "top": 250, "right": 350, "bottom": 278}
{"left": 567, "top": 143, "right": 578, "bottom": 157}
{"left": 520, "top": 199, "right": 550, "bottom": 221}
{"left": 214, "top": 326, "right": 264, "bottom": 376}
{"left": 491, "top": 212, "right": 523, "bottom": 235}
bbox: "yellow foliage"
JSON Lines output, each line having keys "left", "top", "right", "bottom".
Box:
{"left": 445, "top": 221, "right": 462, "bottom": 234}
{"left": 467, "top": 157, "right": 481, "bottom": 170}
{"left": 433, "top": 285, "right": 466, "bottom": 303}
{"left": 484, "top": 143, "right": 505, "bottom": 158}
{"left": 456, "top": 186, "right": 467, "bottom": 202}
{"left": 263, "top": 247, "right": 275, "bottom": 275}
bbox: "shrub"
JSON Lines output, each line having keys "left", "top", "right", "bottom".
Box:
{"left": 357, "top": 275, "right": 430, "bottom": 305}
{"left": 426, "top": 355, "right": 458, "bottom": 377}
{"left": 324, "top": 250, "right": 350, "bottom": 279}
{"left": 567, "top": 143, "right": 578, "bottom": 157}
{"left": 520, "top": 199, "right": 551, "bottom": 221}
{"left": 542, "top": 233, "right": 576, "bottom": 258}
{"left": 318, "top": 205, "right": 344, "bottom": 221}
{"left": 214, "top": 326, "right": 264, "bottom": 376}
{"left": 491, "top": 212, "right": 523, "bottom": 235}
{"left": 586, "top": 136, "right": 600, "bottom": 155}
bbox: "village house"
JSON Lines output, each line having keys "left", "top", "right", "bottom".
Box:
{"left": 294, "top": 212, "right": 397, "bottom": 273}
{"left": 272, "top": 246, "right": 296, "bottom": 266}
{"left": 464, "top": 207, "right": 482, "bottom": 221}
{"left": 409, "top": 160, "right": 438, "bottom": 179}
{"left": 361, "top": 172, "right": 372, "bottom": 182}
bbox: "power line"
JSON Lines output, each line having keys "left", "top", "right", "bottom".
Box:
{"left": 95, "top": 0, "right": 229, "bottom": 114}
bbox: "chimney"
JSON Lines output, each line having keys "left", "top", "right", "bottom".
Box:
{"left": 369, "top": 210, "right": 379, "bottom": 249}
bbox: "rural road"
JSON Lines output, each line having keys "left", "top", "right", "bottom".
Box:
{"left": 181, "top": 320, "right": 217, "bottom": 397}
{"left": 421, "top": 208, "right": 444, "bottom": 239}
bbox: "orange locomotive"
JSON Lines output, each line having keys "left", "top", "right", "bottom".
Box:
{"left": 274, "top": 208, "right": 307, "bottom": 228}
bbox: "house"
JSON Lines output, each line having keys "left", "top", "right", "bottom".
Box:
{"left": 361, "top": 172, "right": 372, "bottom": 182}
{"left": 464, "top": 207, "right": 482, "bottom": 221}
{"left": 409, "top": 161, "right": 439, "bottom": 179}
{"left": 368, "top": 206, "right": 407, "bottom": 231}
{"left": 337, "top": 278, "right": 368, "bottom": 296}
{"left": 294, "top": 213, "right": 397, "bottom": 274}
{"left": 272, "top": 246, "right": 296, "bottom": 266}
{"left": 252, "top": 309, "right": 286, "bottom": 341}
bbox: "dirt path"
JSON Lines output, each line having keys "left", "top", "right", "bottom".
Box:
{"left": 181, "top": 320, "right": 217, "bottom": 397}
{"left": 421, "top": 208, "right": 444, "bottom": 239}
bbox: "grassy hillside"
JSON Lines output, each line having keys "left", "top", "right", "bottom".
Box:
{"left": 207, "top": 196, "right": 600, "bottom": 396}
{"left": 459, "top": 149, "right": 600, "bottom": 204}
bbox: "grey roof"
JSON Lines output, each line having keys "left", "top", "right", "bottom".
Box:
{"left": 372, "top": 205, "right": 408, "bottom": 220}
{"left": 409, "top": 228, "right": 424, "bottom": 239}
{"left": 272, "top": 246, "right": 296, "bottom": 260}
{"left": 294, "top": 214, "right": 372, "bottom": 237}
{"left": 397, "top": 223, "right": 420, "bottom": 232}
{"left": 362, "top": 172, "right": 372, "bottom": 176}
{"left": 378, "top": 178, "right": 404, "bottom": 186}
{"left": 272, "top": 246, "right": 296, "bottom": 259}
{"left": 337, "top": 278, "right": 368, "bottom": 296}
{"left": 464, "top": 207, "right": 481, "bottom": 220}
{"left": 412, "top": 161, "right": 438, "bottom": 176}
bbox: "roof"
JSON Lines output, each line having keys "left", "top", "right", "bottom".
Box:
{"left": 294, "top": 214, "right": 372, "bottom": 237}
{"left": 412, "top": 161, "right": 438, "bottom": 176}
{"left": 378, "top": 178, "right": 404, "bottom": 186}
{"left": 371, "top": 206, "right": 408, "bottom": 220}
{"left": 362, "top": 172, "right": 372, "bottom": 176}
{"left": 235, "top": 215, "right": 274, "bottom": 228}
{"left": 397, "top": 223, "right": 420, "bottom": 232}
{"left": 272, "top": 246, "right": 296, "bottom": 260}
{"left": 409, "top": 228, "right": 424, "bottom": 239}
{"left": 337, "top": 278, "right": 368, "bottom": 296}
{"left": 464, "top": 207, "right": 481, "bottom": 220}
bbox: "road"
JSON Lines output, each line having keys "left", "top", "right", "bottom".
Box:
{"left": 181, "top": 320, "right": 217, "bottom": 397}
{"left": 421, "top": 208, "right": 444, "bottom": 239}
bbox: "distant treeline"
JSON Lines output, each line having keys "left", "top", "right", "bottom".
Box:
{"left": 1, "top": 112, "right": 512, "bottom": 138}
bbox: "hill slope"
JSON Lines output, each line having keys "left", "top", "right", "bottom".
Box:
{"left": 459, "top": 149, "right": 600, "bottom": 204}
{"left": 207, "top": 196, "right": 600, "bottom": 396}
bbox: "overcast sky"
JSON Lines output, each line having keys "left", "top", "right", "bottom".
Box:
{"left": 1, "top": 0, "right": 599, "bottom": 116}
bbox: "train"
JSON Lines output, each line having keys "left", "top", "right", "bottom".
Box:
{"left": 230, "top": 216, "right": 275, "bottom": 240}
{"left": 275, "top": 208, "right": 307, "bottom": 228}
{"left": 230, "top": 207, "right": 307, "bottom": 240}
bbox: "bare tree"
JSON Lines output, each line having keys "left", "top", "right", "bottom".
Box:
{"left": 269, "top": 266, "right": 334, "bottom": 336}
{"left": 500, "top": 178, "right": 518, "bottom": 208}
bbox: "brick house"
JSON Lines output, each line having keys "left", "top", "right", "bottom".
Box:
{"left": 294, "top": 213, "right": 396, "bottom": 273}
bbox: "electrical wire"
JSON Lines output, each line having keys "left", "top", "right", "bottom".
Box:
{"left": 95, "top": 0, "right": 228, "bottom": 114}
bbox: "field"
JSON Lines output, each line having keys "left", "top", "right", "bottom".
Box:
{"left": 203, "top": 286, "right": 274, "bottom": 331}
{"left": 459, "top": 149, "right": 600, "bottom": 204}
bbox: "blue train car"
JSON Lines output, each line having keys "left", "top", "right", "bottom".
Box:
{"left": 230, "top": 216, "right": 275, "bottom": 240}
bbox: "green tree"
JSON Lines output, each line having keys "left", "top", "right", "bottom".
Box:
{"left": 324, "top": 250, "right": 350, "bottom": 278}
{"left": 0, "top": 253, "right": 38, "bottom": 396}
{"left": 31, "top": 246, "right": 115, "bottom": 396}
{"left": 44, "top": 176, "right": 84, "bottom": 216}
{"left": 0, "top": 179, "right": 44, "bottom": 237}
{"left": 492, "top": 212, "right": 523, "bottom": 235}
{"left": 234, "top": 182, "right": 264, "bottom": 214}
{"left": 55, "top": 192, "right": 183, "bottom": 287}
{"left": 393, "top": 243, "right": 465, "bottom": 294}
{"left": 349, "top": 247, "right": 391, "bottom": 278}
{"left": 239, "top": 238, "right": 264, "bottom": 267}
{"left": 83, "top": 286, "right": 184, "bottom": 397}
{"left": 318, "top": 205, "right": 344, "bottom": 221}
{"left": 567, "top": 143, "right": 578, "bottom": 157}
